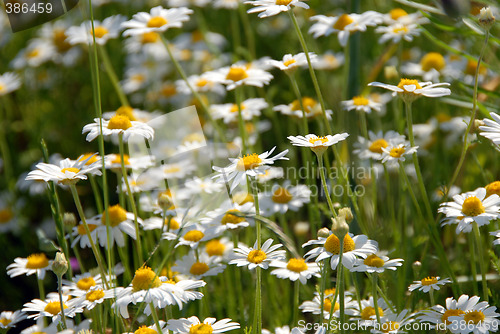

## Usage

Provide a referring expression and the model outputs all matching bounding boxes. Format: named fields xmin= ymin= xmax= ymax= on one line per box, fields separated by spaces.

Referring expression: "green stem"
xmin=149 ymin=302 xmax=164 ymax=334
xmin=473 ymin=223 xmax=489 ymax=301
xmin=37 ymin=278 xmax=46 ymax=300
xmin=371 ymin=274 xmax=382 ymax=325
xmin=89 ymin=175 xmax=103 ymax=214
xmin=238 ymin=3 xmax=256 ymax=59
xmin=317 ymin=154 xmax=338 ymax=218
xmin=236 ymin=87 xmax=248 ymax=154
xmin=292 ymin=280 xmax=300 ymax=327
xmin=97 ymin=45 xmax=129 ymax=107
xmin=319 ymin=260 xmax=327 ymax=324
xmin=57 ymin=275 xmax=67 ymax=329
xmin=470 ymin=231 xmax=479 ymax=296
xmin=337 ymin=236 xmax=345 ymax=333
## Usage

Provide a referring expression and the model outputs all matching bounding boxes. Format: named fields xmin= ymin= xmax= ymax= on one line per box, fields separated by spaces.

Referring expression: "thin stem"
xmin=469 ymin=231 xmax=479 ymax=296
xmin=473 ymin=223 xmax=489 ymax=301
xmin=429 ymin=289 xmax=435 ymax=306
xmin=337 ymin=236 xmax=345 ymax=333
xmin=292 ymin=280 xmax=300 ymax=327
xmin=89 ymin=175 xmax=103 ymax=214
xmin=98 ymin=45 xmax=129 ymax=107
xmin=371 ymin=274 xmax=382 ymax=325
xmin=57 ymin=275 xmax=67 ymax=329
xmin=317 ymin=154 xmax=338 ymax=218
xmin=149 ymin=302 xmax=164 ymax=334
xmin=319 ymin=260 xmax=327 ymax=324
xmin=236 ymin=86 xmax=248 ymax=154
xmin=238 ymin=3 xmax=256 ymax=59
xmin=37 ymin=278 xmax=46 ymax=300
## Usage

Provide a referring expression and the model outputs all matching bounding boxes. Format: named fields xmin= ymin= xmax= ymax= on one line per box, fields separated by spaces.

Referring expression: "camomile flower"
xmin=213 ymin=0 xmax=242 ymax=9
xmin=288 ymin=133 xmax=349 ymax=155
xmin=69 ymin=220 xmax=101 ymax=249
xmin=185 ymin=176 xmax=225 ymax=195
xmin=121 ymin=6 xmax=194 ymax=36
xmin=82 ymin=116 xmax=155 ymax=142
xmin=22 ymin=296 xmax=82 ymax=323
xmin=368 ymin=78 xmax=451 ymax=102
xmin=375 ymin=22 xmax=422 ymax=44
xmin=309 ymin=12 xmax=383 ymax=46
xmin=25 ymin=155 xmax=102 ymax=185
xmin=351 ymin=253 xmax=404 ymax=273
xmin=438 ymin=187 xmax=500 ymax=234
xmin=401 ymin=52 xmax=455 ymax=82
xmin=491 ymin=231 xmax=500 ymax=246
xmin=353 ymin=131 xmax=406 ymax=160
xmin=204 ymin=63 xmax=273 ymax=90
xmin=418 ymin=295 xmax=481 ymax=331
xmin=351 ymin=297 xmax=389 ymax=326
xmin=299 ymin=295 xmax=358 ymax=319
xmin=165 ymin=225 xmax=219 ymax=249
xmin=176 ymin=74 xmax=226 ymax=96
xmin=212 ymin=146 xmax=289 ymax=192
xmin=211 ymin=98 xmax=268 ymax=124
xmin=62 ymin=272 xmax=110 ymax=296
xmin=124 ymin=322 xmax=168 ymax=334
xmin=381 ymin=142 xmax=418 ymax=164
xmin=447 ymin=297 xmax=500 ymax=334
xmin=257 ymin=167 xmax=284 ymax=183
xmin=0 ymin=72 xmax=21 ymax=95
xmin=67 ymin=285 xmax=117 ymax=311
xmin=313 ymin=50 xmax=345 ymax=70
xmin=113 ymin=265 xmax=206 ymax=318
xmin=167 ymin=316 xmax=240 ymax=333
xmin=479 ymin=112 xmax=500 ymax=146
xmin=0 ymin=310 xmax=27 ymax=329
xmin=102 ymin=105 xmax=159 ymax=123
xmin=171 ymin=251 xmax=226 ymax=279
xmin=270 ymin=257 xmax=320 ymax=284
xmin=383 ymin=8 xmax=429 ymax=25
xmin=259 ymin=181 xmax=311 ymax=215
xmin=66 ymin=15 xmax=126 ymax=45
xmin=7 ymin=253 xmax=53 ymax=279
xmin=200 ymin=201 xmax=255 ymax=234
xmin=372 ymin=310 xmax=414 ymax=334
xmin=408 ymin=276 xmax=451 ymax=293
xmin=229 ymin=238 xmax=286 ymax=270
xmin=342 ymin=95 xmax=382 ymax=113
xmin=203 ymin=238 xmax=234 ymax=260
xmin=245 ymin=0 xmax=309 ymax=18
xmin=11 ymin=40 xmax=54 ymax=69
xmin=274 ymin=97 xmax=333 ymax=119
xmin=143 ymin=215 xmax=182 ymax=233
xmin=267 ymin=52 xmax=316 ymax=73
xmin=303 ymin=232 xmax=378 ymax=270
xmin=104 ymin=154 xmax=154 ymax=171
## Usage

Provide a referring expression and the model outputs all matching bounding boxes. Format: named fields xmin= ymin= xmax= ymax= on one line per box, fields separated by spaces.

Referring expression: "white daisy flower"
xmin=69 ymin=220 xmax=100 ymax=249
xmin=309 ymin=11 xmax=383 ymax=46
xmin=102 ymin=106 xmax=159 ymax=123
xmin=245 ymin=0 xmax=309 ymax=18
xmin=270 ymin=257 xmax=320 ymax=284
xmin=351 ymin=253 xmax=403 ymax=273
xmin=302 ymin=232 xmax=378 ymax=270
xmin=67 ymin=285 xmax=116 ymax=311
xmin=299 ymin=295 xmax=358 ymax=319
xmin=204 ymin=64 xmax=273 ymax=90
xmin=267 ymin=52 xmax=316 ymax=73
xmin=167 ymin=316 xmax=240 ymax=333
xmin=408 ymin=276 xmax=451 ymax=293
xmin=288 ymin=133 xmax=349 ymax=155
xmin=66 ymin=15 xmax=126 ymax=45
xmin=342 ymin=95 xmax=382 ymax=113
xmin=62 ymin=272 xmax=111 ymax=297
xmin=0 ymin=72 xmax=21 ymax=95
xmin=213 ymin=0 xmax=242 ymax=9
xmin=381 ymin=142 xmax=419 ymax=164
xmin=312 ymin=51 xmax=345 ymax=70
xmin=7 ymin=253 xmax=53 ymax=280
xmin=171 ymin=251 xmax=226 ymax=279
xmin=375 ymin=22 xmax=422 ymax=44
xmin=164 ymin=225 xmax=219 ymax=249
xmin=185 ymin=176 xmax=225 ymax=195
xmin=124 ymin=321 xmax=168 ymax=334
xmin=121 ymin=6 xmax=194 ymax=36
xmin=112 ymin=266 xmax=205 ymax=318
xmin=353 ymin=131 xmax=406 ymax=160
xmin=273 ymin=97 xmax=333 ymax=119
xmin=479 ymin=112 xmax=500 ymax=147
xmin=447 ymin=298 xmax=500 ymax=334
xmin=491 ymin=231 xmax=500 ymax=246
xmin=259 ymin=181 xmax=311 ymax=215
xmin=383 ymin=8 xmax=429 ymax=25
xmin=11 ymin=40 xmax=55 ymax=69
xmin=150 ymin=159 xmax=197 ymax=180
xmin=350 ymin=297 xmax=390 ymax=326
xmin=0 ymin=310 xmax=27 ymax=329
xmin=176 ymin=74 xmax=226 ymax=96
xmin=401 ymin=52 xmax=456 ymax=82
xmin=82 ymin=116 xmax=155 ymax=142
xmin=143 ymin=215 xmax=182 ymax=233
xmin=200 ymin=201 xmax=255 ymax=234
xmin=229 ymin=238 xmax=286 ymax=270
xmin=203 ymin=238 xmax=234 ymax=260
xmin=25 ymin=155 xmax=102 ymax=185
xmin=257 ymin=167 xmax=284 ymax=183
xmin=212 ymin=146 xmax=289 ymax=192
xmin=417 ymin=295 xmax=481 ymax=330
xmin=104 ymin=153 xmax=154 ymax=171
xmin=438 ymin=187 xmax=500 ymax=234
xmin=211 ymin=98 xmax=268 ymax=124
xmin=22 ymin=296 xmax=82 ymax=323
xmin=368 ymin=78 xmax=451 ymax=102
xmin=371 ymin=310 xmax=414 ymax=334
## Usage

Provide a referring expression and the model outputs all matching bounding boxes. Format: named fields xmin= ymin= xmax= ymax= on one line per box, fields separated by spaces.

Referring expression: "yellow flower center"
xmin=226 ymin=67 xmax=248 ymax=82
xmin=135 ymin=326 xmax=157 ymax=334
xmin=236 ymin=153 xmax=262 ymax=171
xmin=184 ymin=230 xmax=205 ymax=242
xmin=111 ymin=154 xmax=131 ymax=166
xmin=77 ymin=276 xmax=96 ymax=290
xmin=461 ymin=196 xmax=485 ymax=217
xmin=325 ymin=288 xmax=336 ymax=296
xmin=78 ymin=153 xmax=98 ymax=165
xmin=26 ymin=253 xmax=49 ymax=269
xmin=369 ymin=139 xmax=389 ymax=154
xmin=53 ymin=29 xmax=72 ymax=52
xmin=163 ymin=166 xmax=181 ymax=174
xmin=107 ymin=115 xmax=132 ymax=130
xmin=389 ymin=147 xmax=406 ymax=158
xmin=286 ymin=258 xmax=308 ymax=273
xmin=44 ymin=301 xmax=67 ymax=315
xmin=141 ymin=32 xmax=159 ymax=44
xmin=441 ymin=309 xmax=465 ymax=325
xmin=363 ymin=254 xmax=385 ymax=267
xmin=166 ymin=218 xmax=180 ymax=230
xmin=190 ymin=262 xmax=210 ymax=276
xmin=161 ymin=84 xmax=177 ymax=97
xmin=102 ymin=204 xmax=128 ymax=227
xmin=382 ymin=321 xmax=400 ymax=333
xmin=189 ymin=323 xmax=213 ymax=334
xmin=393 ymin=26 xmax=409 ymax=33
xmin=333 ymin=14 xmax=354 ymax=30
xmin=275 ymin=0 xmax=292 ymax=5
xmin=247 ymin=249 xmax=267 ymax=264
xmin=485 ymin=181 xmax=500 ymax=198
xmin=86 ymin=289 xmax=105 ymax=302
xmin=0 ymin=318 xmax=11 ymax=326
xmin=397 ymin=78 xmax=422 ymax=91
xmin=147 ymin=16 xmax=168 ymax=28
xmin=291 ymin=97 xmax=317 ymax=112
xmin=283 ymin=59 xmax=296 ymax=67
xmin=464 ymin=310 xmax=485 ymax=325
xmin=27 ymin=48 xmax=40 ymax=59
xmin=191 ymin=30 xmax=203 ymax=42
xmin=323 ymin=299 xmax=340 ymax=313
xmin=205 ymin=239 xmax=226 ymax=256
xmin=61 ymin=167 xmax=80 ymax=174
xmin=421 ymin=276 xmax=438 ymax=286
xmin=272 ymin=187 xmax=293 ymax=204
xmin=221 ymin=209 xmax=245 ymax=226
xmin=230 ymin=104 xmax=246 ymax=113
xmin=115 ymin=106 xmax=137 ymax=121
xmin=390 ymin=8 xmax=408 ymax=20
xmin=0 ymin=209 xmax=13 ymax=224
xmin=420 ymin=52 xmax=446 ymax=72
xmin=361 ymin=306 xmax=384 ymax=320
xmin=196 ymin=78 xmax=209 ymax=87
xmin=91 ymin=26 xmax=109 ymax=39
xmin=324 ymin=234 xmax=355 ymax=255
xmin=308 ymin=136 xmax=329 ymax=146
xmin=352 ymin=96 xmax=369 ymax=106
xmin=465 ymin=60 xmax=487 ymax=76
xmin=0 ymin=84 xmax=4 ymax=93
xmin=132 ymin=266 xmax=162 ymax=291
xmin=436 ymin=113 xmax=452 ymax=123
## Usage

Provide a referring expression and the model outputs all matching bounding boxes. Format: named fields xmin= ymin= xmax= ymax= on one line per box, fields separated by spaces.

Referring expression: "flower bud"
xmin=479 ymin=7 xmax=495 ymax=30
xmin=331 ymin=216 xmax=349 ymax=239
xmin=157 ymin=191 xmax=173 ymax=210
xmin=52 ymin=252 xmax=68 ymax=277
xmin=293 ymin=221 xmax=310 ymax=237
xmin=338 ymin=207 xmax=353 ymax=223
xmin=317 ymin=227 xmax=330 ymax=238
xmin=63 ymin=212 xmax=77 ymax=227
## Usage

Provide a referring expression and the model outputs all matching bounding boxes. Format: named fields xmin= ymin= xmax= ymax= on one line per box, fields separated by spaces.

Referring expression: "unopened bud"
xmin=338 ymin=207 xmax=353 ymax=223
xmin=473 ymin=119 xmax=485 ymax=132
xmin=63 ymin=212 xmax=77 ymax=227
xmin=412 ymin=261 xmax=422 ymax=276
xmin=52 ymin=252 xmax=68 ymax=276
xmin=331 ymin=216 xmax=349 ymax=239
xmin=317 ymin=227 xmax=330 ymax=238
xmin=478 ymin=7 xmax=495 ymax=30
xmin=157 ymin=191 xmax=173 ymax=210
xmin=293 ymin=221 xmax=310 ymax=237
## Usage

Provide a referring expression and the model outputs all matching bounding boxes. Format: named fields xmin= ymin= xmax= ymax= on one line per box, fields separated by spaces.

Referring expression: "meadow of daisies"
xmin=2 ymin=0 xmax=500 ymax=333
